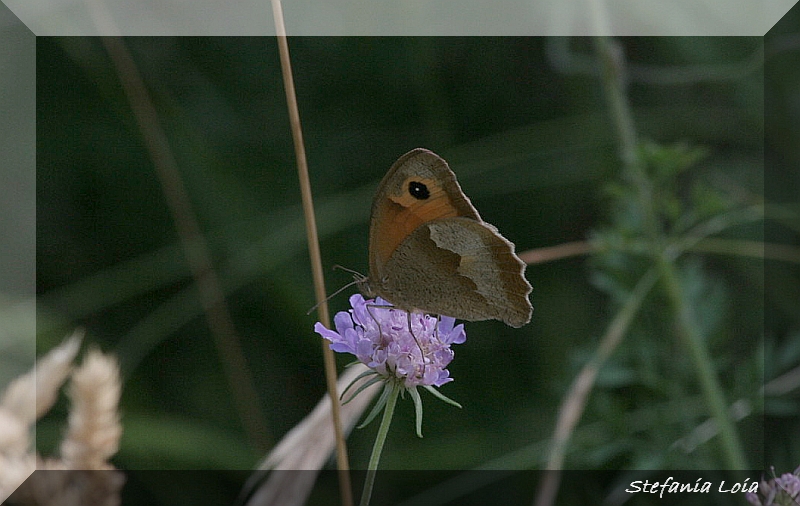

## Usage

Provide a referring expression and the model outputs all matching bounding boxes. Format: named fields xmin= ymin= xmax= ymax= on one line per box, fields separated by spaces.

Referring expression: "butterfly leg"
xmin=406 ymin=312 xmax=428 ymax=382
xmin=365 ymin=303 xmax=384 ymax=342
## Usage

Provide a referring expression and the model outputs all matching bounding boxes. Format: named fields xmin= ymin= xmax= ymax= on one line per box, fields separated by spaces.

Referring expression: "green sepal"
xmin=408 ymin=386 xmax=424 ymax=438
xmin=423 ymin=385 xmax=462 ymax=408
xmin=341 ymin=369 xmax=381 ymax=404
xmin=343 ymin=374 xmax=384 ymax=405
xmin=358 ymin=382 xmax=393 ymax=429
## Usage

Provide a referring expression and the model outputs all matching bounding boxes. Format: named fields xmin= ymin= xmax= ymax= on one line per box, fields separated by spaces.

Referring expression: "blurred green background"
xmin=31 ymin=31 xmax=798 ymax=503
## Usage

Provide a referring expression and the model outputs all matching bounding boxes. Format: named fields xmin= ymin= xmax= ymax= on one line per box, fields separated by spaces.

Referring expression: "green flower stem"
xmin=359 ymin=383 xmax=400 ymax=506
xmin=593 ymin=37 xmax=661 ymax=242
xmin=656 ymin=255 xmax=748 ymax=469
xmin=593 ymin=38 xmax=640 ymax=176
xmin=594 ymin=36 xmax=747 ymax=470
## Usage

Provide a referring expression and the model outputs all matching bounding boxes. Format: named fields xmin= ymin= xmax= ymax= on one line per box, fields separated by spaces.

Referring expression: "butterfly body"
xmin=363 ymin=148 xmax=532 ymax=328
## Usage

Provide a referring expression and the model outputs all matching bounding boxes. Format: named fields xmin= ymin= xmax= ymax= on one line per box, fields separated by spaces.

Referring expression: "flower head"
xmin=315 ymin=294 xmax=466 ymax=388
xmin=746 ymin=466 xmax=800 ymax=506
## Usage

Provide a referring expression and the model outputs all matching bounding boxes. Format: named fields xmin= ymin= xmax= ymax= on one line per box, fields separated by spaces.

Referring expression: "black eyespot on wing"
xmin=408 ymin=181 xmax=430 ymax=200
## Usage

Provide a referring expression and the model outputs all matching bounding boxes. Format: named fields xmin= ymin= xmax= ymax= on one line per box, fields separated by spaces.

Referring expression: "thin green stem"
xmin=594 ymin=36 xmax=748 ymax=470
xmin=594 ymin=38 xmax=639 ymax=175
xmin=656 ymin=257 xmax=748 ymax=469
xmin=593 ymin=37 xmax=661 ymax=244
xmin=690 ymin=238 xmax=800 ymax=264
xmin=359 ymin=383 xmax=401 ymax=506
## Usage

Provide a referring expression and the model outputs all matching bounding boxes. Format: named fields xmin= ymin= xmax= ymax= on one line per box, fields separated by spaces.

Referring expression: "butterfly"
xmin=359 ymin=148 xmax=532 ymax=328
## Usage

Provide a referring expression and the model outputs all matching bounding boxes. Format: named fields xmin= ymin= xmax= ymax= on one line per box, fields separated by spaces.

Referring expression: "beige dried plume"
xmin=243 ymin=363 xmax=382 ymax=506
xmin=0 ymin=331 xmax=125 ymax=505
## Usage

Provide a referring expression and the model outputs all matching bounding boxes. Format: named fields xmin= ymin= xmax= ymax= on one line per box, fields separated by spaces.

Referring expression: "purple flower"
xmin=315 ymin=294 xmax=466 ymax=388
xmin=745 ymin=491 xmax=761 ymax=506
xmin=776 ymin=472 xmax=800 ymax=499
xmin=746 ymin=466 xmax=800 ymax=506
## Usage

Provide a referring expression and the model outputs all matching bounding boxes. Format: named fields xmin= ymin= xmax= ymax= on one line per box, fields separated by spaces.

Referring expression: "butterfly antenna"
xmin=306 ymin=278 xmax=360 ymax=315
xmin=333 ymin=264 xmax=368 ymax=283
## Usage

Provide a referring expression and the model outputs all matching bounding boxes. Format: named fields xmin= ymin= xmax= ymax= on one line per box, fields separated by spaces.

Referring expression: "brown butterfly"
xmin=359 ymin=148 xmax=532 ymax=327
